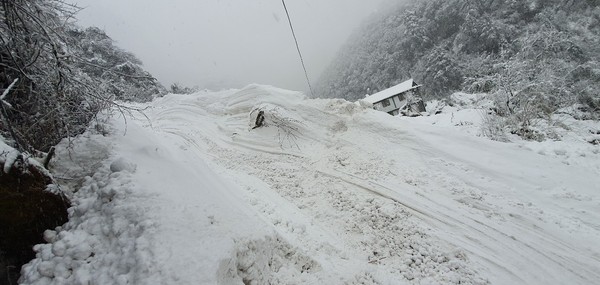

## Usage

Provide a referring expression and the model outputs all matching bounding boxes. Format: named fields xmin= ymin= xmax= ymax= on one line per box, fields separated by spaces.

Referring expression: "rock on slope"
xmin=0 ymin=141 xmax=69 ymax=285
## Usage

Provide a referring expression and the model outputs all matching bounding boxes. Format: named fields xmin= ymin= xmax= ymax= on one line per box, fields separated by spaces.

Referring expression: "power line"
xmin=281 ymin=0 xmax=315 ymax=97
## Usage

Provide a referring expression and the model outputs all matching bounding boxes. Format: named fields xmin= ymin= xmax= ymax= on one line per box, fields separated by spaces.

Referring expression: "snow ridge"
xmin=20 ymin=157 xmax=158 ymax=284
xmin=20 ymin=85 xmax=600 ymax=284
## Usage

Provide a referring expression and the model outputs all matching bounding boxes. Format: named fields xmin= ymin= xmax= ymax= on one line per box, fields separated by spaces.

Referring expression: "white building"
xmin=363 ymin=79 xmax=421 ymax=116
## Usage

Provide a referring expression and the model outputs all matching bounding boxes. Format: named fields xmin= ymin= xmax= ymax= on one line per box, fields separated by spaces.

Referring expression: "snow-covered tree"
xmin=315 ymin=0 xmax=600 ymax=126
xmin=1 ymin=0 xmax=163 ymax=152
xmin=67 ymin=27 xmax=165 ymax=102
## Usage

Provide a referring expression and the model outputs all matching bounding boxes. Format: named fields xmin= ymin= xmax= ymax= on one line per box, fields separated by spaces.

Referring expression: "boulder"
xmin=0 ymin=154 xmax=69 ymax=284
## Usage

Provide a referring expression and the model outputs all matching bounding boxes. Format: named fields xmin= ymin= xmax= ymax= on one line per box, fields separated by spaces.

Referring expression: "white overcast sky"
xmin=66 ymin=0 xmax=390 ymax=92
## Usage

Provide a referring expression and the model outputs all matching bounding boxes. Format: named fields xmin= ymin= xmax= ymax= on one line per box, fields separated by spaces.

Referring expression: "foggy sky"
xmin=67 ymin=0 xmax=388 ymax=93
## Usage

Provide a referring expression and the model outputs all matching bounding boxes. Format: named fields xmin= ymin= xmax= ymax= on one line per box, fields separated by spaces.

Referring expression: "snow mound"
xmin=21 ymin=86 xmax=600 ymax=285
xmin=221 ymin=84 xmax=305 ymax=115
xmin=450 ymin=92 xmax=492 ymax=109
xmin=218 ymin=236 xmax=322 ymax=285
xmin=110 ymin=157 xmax=137 ymax=173
xmin=2 ymin=148 xmax=20 ymax=174
xmin=20 ymin=161 xmax=156 ymax=285
xmin=326 ymin=98 xmax=371 ymax=116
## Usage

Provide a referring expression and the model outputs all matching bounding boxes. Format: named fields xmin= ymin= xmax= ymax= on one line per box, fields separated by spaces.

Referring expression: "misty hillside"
xmin=67 ymin=27 xmax=166 ymax=103
xmin=316 ymin=0 xmax=600 ymax=118
xmin=1 ymin=0 xmax=164 ymax=153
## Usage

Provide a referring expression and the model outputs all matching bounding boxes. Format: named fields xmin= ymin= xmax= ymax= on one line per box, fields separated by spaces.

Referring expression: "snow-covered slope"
xmin=21 ymin=85 xmax=600 ymax=284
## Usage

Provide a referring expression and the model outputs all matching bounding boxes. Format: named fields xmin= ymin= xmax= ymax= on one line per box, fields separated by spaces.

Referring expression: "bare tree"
xmin=1 ymin=0 xmax=160 ymax=153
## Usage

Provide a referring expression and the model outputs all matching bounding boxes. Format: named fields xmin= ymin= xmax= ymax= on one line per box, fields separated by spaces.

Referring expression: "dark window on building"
xmin=381 ymin=99 xmax=390 ymax=107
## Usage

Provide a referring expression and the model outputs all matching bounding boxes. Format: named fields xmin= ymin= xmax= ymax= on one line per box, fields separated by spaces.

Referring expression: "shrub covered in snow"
xmin=249 ymin=104 xmax=305 ymax=150
xmin=0 ymin=0 xmax=163 ymax=153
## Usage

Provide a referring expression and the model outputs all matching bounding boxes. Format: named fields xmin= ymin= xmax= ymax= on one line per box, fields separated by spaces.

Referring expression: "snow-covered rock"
xmin=109 ymin=157 xmax=137 ymax=173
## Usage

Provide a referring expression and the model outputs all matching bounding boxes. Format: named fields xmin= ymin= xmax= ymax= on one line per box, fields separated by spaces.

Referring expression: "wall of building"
xmin=373 ymin=93 xmax=407 ymax=115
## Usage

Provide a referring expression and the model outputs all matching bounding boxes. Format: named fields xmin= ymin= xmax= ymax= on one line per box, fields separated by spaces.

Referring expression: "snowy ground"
xmin=20 ymin=85 xmax=600 ymax=284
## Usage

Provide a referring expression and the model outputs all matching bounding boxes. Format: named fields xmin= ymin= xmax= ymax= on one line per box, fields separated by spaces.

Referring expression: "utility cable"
xmin=281 ymin=0 xmax=315 ymax=97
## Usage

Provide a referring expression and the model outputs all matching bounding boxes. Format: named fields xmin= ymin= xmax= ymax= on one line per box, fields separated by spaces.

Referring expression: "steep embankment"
xmin=0 ymin=142 xmax=69 ymax=285
xmin=21 ymin=85 xmax=600 ymax=284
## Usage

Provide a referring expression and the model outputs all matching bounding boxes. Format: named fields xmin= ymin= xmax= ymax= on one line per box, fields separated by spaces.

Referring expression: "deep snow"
xmin=19 ymin=85 xmax=600 ymax=284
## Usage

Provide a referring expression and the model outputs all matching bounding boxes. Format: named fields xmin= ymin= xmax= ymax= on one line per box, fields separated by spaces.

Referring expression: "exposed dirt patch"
xmin=0 ymin=156 xmax=69 ymax=284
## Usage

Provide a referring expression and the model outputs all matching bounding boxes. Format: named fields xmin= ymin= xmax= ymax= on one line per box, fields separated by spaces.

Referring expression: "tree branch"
xmin=0 ymin=78 xmax=22 ymax=150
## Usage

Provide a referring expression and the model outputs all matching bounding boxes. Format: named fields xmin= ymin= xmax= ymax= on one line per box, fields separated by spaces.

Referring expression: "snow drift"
xmin=20 ymin=85 xmax=600 ymax=284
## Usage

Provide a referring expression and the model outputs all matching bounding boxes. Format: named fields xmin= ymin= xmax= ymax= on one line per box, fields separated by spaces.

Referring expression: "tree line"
xmin=1 ymin=0 xmax=165 ymax=153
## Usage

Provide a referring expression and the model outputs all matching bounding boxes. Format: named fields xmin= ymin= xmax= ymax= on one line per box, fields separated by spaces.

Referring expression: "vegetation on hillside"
xmin=316 ymin=0 xmax=600 ymax=133
xmin=0 ymin=0 xmax=164 ymax=153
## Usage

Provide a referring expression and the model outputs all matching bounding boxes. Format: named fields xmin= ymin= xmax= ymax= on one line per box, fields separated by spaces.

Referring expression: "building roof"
xmin=362 ymin=79 xmax=421 ymax=104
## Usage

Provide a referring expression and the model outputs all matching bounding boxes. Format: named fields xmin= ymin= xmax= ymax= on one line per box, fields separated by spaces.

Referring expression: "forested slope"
xmin=316 ymin=0 xmax=600 ymax=120
xmin=1 ymin=0 xmax=165 ymax=153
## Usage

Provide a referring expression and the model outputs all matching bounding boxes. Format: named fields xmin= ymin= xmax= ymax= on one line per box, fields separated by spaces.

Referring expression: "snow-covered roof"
xmin=363 ymin=79 xmax=420 ymax=104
